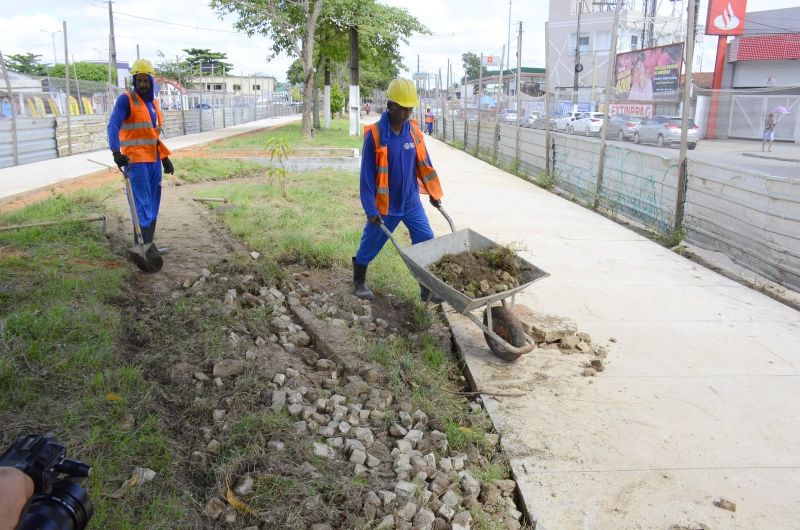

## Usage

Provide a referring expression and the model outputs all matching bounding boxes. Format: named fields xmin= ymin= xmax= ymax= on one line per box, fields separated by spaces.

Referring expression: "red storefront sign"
xmin=706 ymin=0 xmax=747 ymax=36
xmin=609 ymin=103 xmax=654 ymax=118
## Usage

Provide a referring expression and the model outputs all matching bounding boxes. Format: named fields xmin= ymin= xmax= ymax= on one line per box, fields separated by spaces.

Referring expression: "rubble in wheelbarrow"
xmin=514 ymin=305 xmax=612 ymax=376
xmin=428 ymin=244 xmax=532 ymax=299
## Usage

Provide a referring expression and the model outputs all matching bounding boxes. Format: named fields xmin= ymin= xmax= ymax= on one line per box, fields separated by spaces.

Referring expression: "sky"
xmin=0 ymin=0 xmax=796 ymax=84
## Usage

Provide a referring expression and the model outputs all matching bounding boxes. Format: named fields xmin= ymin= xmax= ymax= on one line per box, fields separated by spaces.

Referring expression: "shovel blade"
xmin=128 ymin=243 xmax=164 ymax=273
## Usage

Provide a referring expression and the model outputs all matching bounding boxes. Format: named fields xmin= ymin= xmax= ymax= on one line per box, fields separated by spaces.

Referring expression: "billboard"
xmin=614 ymin=43 xmax=684 ymax=102
xmin=609 ymin=103 xmax=654 ymax=118
xmin=706 ymin=0 xmax=747 ymax=36
xmin=482 ymin=55 xmax=501 ymax=67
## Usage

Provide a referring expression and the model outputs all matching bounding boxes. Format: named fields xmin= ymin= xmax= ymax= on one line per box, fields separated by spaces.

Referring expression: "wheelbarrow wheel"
xmin=482 ymin=305 xmax=527 ymax=362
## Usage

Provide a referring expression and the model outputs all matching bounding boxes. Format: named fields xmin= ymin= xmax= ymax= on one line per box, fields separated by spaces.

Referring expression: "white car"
xmin=568 ymin=112 xmax=605 ymax=135
xmin=553 ymin=112 xmax=580 ymax=131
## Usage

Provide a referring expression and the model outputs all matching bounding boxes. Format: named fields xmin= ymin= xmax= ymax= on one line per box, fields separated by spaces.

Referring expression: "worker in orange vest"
xmin=353 ymin=79 xmax=444 ymax=302
xmin=425 ymin=106 xmax=434 ymax=134
xmin=107 ymin=58 xmax=174 ymax=250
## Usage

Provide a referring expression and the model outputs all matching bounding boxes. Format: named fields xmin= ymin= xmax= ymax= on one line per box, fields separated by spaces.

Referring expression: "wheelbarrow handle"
xmin=378 ymin=203 xmax=456 ymax=253
xmin=434 ymin=204 xmax=457 ymax=234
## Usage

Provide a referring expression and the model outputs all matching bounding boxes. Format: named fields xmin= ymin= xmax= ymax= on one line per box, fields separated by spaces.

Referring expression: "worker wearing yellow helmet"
xmin=107 ymin=58 xmax=174 ymax=257
xmin=352 ymin=78 xmax=444 ymax=302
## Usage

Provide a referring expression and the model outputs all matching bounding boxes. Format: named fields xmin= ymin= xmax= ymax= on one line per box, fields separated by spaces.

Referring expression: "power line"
xmin=114 ymin=11 xmax=245 ymax=35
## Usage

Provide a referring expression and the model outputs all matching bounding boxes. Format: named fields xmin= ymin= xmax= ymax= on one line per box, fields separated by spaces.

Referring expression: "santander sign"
xmin=706 ymin=0 xmax=747 ymax=36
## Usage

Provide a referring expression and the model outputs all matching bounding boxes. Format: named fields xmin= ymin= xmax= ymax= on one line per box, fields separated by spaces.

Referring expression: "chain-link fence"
xmin=0 ymin=75 xmax=300 ymax=169
xmin=417 ymin=71 xmax=800 ymax=292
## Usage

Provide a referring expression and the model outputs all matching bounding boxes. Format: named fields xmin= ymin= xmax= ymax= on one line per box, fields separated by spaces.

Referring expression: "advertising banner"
xmin=706 ymin=0 xmax=747 ymax=36
xmin=482 ymin=55 xmax=501 ymax=67
xmin=614 ymin=43 xmax=684 ymax=102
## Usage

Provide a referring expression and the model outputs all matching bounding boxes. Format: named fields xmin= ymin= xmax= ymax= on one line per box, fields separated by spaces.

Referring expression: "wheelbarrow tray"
xmin=397 ymin=228 xmax=549 ymax=314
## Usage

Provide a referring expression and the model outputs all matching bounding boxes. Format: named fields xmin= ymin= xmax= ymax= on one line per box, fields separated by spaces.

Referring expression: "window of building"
xmin=206 ymin=84 xmax=211 ymax=91
xmin=253 ymin=84 xmax=260 ymax=91
xmin=213 ymin=84 xmax=223 ymax=91
xmin=569 ymin=33 xmax=590 ymax=55
xmin=630 ymin=35 xmax=639 ymax=49
xmin=233 ymin=84 xmax=241 ymax=91
xmin=594 ymin=31 xmax=611 ymax=52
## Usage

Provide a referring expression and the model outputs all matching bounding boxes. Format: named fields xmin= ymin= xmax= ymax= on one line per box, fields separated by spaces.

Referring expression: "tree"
xmin=330 ymin=83 xmax=344 ymax=114
xmin=50 ymin=62 xmax=110 ymax=82
xmin=286 ymin=59 xmax=304 ymax=85
xmin=181 ymin=48 xmax=234 ymax=75
xmin=462 ymin=52 xmax=481 ymax=83
xmin=212 ymin=0 xmax=324 ymax=138
xmin=6 ymin=53 xmax=47 ymax=76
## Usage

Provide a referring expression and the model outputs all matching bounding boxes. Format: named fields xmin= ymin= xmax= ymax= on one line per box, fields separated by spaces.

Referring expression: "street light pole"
xmin=40 ymin=29 xmax=61 ymax=66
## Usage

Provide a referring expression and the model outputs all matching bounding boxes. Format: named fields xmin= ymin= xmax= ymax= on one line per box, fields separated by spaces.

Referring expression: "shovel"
xmin=120 ymin=166 xmax=163 ymax=273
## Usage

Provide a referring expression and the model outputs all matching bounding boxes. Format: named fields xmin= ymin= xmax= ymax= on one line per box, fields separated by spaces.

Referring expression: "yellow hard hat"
xmin=386 ymin=78 xmax=419 ymax=108
xmin=130 ymin=58 xmax=155 ymax=76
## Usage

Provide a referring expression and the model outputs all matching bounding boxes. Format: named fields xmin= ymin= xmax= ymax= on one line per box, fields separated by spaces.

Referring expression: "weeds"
xmin=265 ymin=136 xmax=290 ymax=198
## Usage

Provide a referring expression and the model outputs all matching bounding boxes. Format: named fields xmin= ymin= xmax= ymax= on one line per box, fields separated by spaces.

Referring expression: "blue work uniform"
xmin=107 ymin=78 xmax=162 ymax=230
xmin=355 ymin=111 xmax=435 ymax=265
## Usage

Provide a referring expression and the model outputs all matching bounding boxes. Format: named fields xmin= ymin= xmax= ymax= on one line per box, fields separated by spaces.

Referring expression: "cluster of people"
xmin=105 ymin=61 xmax=444 ymax=303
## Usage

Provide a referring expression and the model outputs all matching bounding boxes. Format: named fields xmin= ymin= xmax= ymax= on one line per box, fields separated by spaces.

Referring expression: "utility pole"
xmin=324 ymin=58 xmax=331 ymax=129
xmin=506 ymin=0 xmax=512 ymax=99
xmin=63 ymin=20 xmax=72 ymax=155
xmin=593 ymin=0 xmax=623 ymax=209
xmin=416 ymin=54 xmax=422 ymax=124
xmin=675 ymin=0 xmax=697 ymax=229
xmin=515 ymin=21 xmax=522 ymax=161
xmin=348 ymin=25 xmax=360 ymax=136
xmin=0 ymin=51 xmax=19 ymax=165
xmin=108 ymin=1 xmax=118 ymax=89
xmin=40 ymin=30 xmax=60 ymax=67
xmin=573 ymin=0 xmax=584 ymax=112
xmin=136 ymin=44 xmax=140 ymax=60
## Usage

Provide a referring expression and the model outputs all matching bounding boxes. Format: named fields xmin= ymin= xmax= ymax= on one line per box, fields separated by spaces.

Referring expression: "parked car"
xmin=568 ymin=112 xmax=605 ymax=135
xmin=553 ymin=112 xmax=580 ymax=131
xmin=633 ymin=115 xmax=699 ymax=149
xmin=606 ymin=115 xmax=643 ymax=141
xmin=521 ymin=112 xmax=542 ymax=128
xmin=499 ymin=110 xmax=519 ymax=124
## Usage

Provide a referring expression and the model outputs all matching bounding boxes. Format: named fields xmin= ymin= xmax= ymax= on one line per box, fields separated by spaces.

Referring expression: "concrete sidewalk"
xmin=422 ymin=138 xmax=800 ymax=529
xmin=0 ymin=114 xmax=300 ymax=204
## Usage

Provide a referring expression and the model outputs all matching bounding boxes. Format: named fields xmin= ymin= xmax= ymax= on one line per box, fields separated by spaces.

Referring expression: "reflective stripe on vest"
xmin=363 ymin=119 xmax=443 ymax=216
xmin=119 ymin=91 xmax=171 ymax=163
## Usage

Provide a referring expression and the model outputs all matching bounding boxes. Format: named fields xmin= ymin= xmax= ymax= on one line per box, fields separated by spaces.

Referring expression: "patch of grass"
xmin=656 ymin=226 xmax=686 ymax=248
xmin=445 ymin=419 xmax=490 ymax=453
xmin=175 ymin=158 xmax=265 ymax=183
xmin=473 ymin=462 xmax=509 ymax=483
xmin=0 ymin=188 xmax=187 ymax=529
xmin=214 ymin=118 xmax=363 ymax=149
xmin=534 ymin=171 xmax=555 ymax=190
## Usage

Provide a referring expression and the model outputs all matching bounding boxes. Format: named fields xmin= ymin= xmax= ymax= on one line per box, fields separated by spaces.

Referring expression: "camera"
xmin=0 ymin=434 xmax=93 ymax=530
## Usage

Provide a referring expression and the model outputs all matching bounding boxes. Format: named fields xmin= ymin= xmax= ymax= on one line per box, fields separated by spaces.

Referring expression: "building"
xmin=721 ymin=7 xmax=800 ymax=90
xmin=461 ymin=67 xmax=546 ymax=111
xmin=547 ymin=0 xmax=683 ymax=97
xmin=194 ymin=75 xmax=277 ymax=96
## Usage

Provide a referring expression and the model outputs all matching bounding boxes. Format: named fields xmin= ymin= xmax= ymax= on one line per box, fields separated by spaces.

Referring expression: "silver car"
xmin=606 ymin=115 xmax=642 ymax=141
xmin=633 ymin=115 xmax=699 ymax=149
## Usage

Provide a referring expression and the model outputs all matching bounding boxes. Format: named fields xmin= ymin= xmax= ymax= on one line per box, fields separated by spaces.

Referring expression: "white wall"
xmin=732 ymin=60 xmax=800 ymax=88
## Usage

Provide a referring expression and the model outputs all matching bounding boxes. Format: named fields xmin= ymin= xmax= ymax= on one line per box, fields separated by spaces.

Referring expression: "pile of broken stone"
xmin=176 ymin=268 xmax=526 ymax=529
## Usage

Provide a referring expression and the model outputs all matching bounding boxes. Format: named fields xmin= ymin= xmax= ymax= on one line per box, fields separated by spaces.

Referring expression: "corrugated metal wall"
xmin=0 ymin=105 xmax=301 ymax=169
xmin=0 ymin=119 xmax=57 ymax=169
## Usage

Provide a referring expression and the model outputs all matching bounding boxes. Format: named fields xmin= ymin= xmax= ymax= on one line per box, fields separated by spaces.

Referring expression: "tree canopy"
xmin=462 ymin=52 xmax=481 ymax=82
xmin=5 ymin=53 xmax=47 ymax=76
xmin=181 ymin=48 xmax=234 ymax=75
xmin=50 ymin=62 xmax=110 ymax=82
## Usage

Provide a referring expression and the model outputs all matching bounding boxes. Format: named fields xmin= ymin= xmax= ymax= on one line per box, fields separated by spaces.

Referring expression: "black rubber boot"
xmin=141 ymin=225 xmax=154 ymax=244
xmin=352 ymin=257 xmax=374 ymax=300
xmin=420 ymin=284 xmax=443 ymax=304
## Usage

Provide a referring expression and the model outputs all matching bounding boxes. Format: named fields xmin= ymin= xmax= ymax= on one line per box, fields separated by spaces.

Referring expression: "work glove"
xmin=429 ymin=197 xmax=441 ymax=208
xmin=162 ymin=157 xmax=174 ymax=175
xmin=112 ymin=151 xmax=129 ymax=168
xmin=368 ymin=214 xmax=382 ymax=225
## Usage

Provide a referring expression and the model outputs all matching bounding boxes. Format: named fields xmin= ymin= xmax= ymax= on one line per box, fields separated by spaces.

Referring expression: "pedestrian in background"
xmin=425 ymin=107 xmax=434 ymax=134
xmin=762 ymin=112 xmax=776 ymax=152
xmin=107 ymin=58 xmax=174 ymax=248
xmin=352 ymin=78 xmax=443 ymax=302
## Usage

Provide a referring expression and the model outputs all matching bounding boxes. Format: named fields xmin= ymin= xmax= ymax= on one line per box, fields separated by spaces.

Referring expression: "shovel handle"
xmin=119 ymin=166 xmax=144 ymax=243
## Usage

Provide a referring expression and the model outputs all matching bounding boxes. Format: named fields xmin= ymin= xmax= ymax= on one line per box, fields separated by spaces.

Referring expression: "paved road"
xmin=422 ymin=134 xmax=800 ymax=529
xmin=549 ymin=128 xmax=800 ymax=177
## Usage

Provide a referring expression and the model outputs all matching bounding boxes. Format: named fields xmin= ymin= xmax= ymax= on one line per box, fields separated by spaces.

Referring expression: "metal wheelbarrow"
xmin=380 ymin=206 xmax=549 ymax=362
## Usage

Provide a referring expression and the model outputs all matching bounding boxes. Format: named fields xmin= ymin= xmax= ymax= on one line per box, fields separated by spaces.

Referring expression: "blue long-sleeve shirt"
xmin=360 ymin=111 xmax=433 ymax=217
xmin=107 ymin=88 xmax=158 ymax=152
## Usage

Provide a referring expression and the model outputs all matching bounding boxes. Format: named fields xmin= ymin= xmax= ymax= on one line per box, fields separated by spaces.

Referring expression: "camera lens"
xmin=18 ymin=479 xmax=93 ymax=530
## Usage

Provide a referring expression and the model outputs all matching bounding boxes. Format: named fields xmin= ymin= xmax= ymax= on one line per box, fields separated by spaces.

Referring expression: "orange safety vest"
xmin=425 ymin=112 xmax=434 ymax=124
xmin=119 ymin=91 xmax=171 ymax=163
xmin=364 ymin=119 xmax=443 ymax=216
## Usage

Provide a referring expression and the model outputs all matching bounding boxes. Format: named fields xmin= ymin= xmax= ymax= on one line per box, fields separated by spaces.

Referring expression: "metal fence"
xmin=428 ymin=107 xmax=800 ymax=292
xmin=0 ymin=75 xmax=300 ymax=169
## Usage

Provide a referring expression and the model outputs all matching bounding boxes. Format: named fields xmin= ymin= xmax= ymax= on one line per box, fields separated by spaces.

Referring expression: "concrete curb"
xmin=742 ymin=152 xmax=800 ymax=163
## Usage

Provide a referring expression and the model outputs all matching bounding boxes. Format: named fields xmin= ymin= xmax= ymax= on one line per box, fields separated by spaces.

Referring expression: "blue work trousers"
xmin=355 ymin=206 xmax=434 ymax=266
xmin=126 ymin=161 xmax=162 ymax=229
